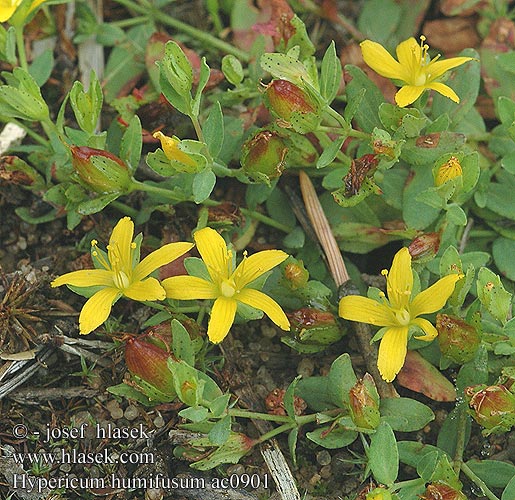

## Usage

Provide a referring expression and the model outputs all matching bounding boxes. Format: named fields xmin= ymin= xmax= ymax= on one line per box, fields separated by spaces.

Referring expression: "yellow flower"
xmin=162 ymin=227 xmax=290 ymax=343
xmin=435 ymin=156 xmax=462 ymax=187
xmin=0 ymin=0 xmax=45 ymax=23
xmin=338 ymin=248 xmax=461 ymax=382
xmin=360 ymin=36 xmax=474 ymax=107
xmin=51 ymin=217 xmax=193 ymax=335
xmin=153 ymin=131 xmax=197 ymax=170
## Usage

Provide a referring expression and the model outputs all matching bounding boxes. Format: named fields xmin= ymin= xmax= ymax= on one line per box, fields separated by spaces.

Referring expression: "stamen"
xmin=381 ymin=269 xmax=388 ymax=277
xmin=91 ymin=240 xmax=110 ymax=270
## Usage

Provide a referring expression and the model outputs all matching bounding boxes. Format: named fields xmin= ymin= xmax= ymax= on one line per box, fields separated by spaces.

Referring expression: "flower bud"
xmin=365 ymin=488 xmax=392 ymax=500
xmin=408 ymin=232 xmax=440 ymax=263
xmin=153 ymin=131 xmax=198 ymax=173
xmin=420 ymin=483 xmax=467 ymax=500
xmin=465 ymin=384 xmax=515 ymax=435
xmin=436 ymin=314 xmax=480 ymax=363
xmin=435 ymin=156 xmax=462 ymax=187
xmin=349 ymin=373 xmax=381 ymax=430
xmin=0 ymin=156 xmax=45 ymax=191
xmin=241 ymin=129 xmax=288 ymax=182
xmin=125 ymin=337 xmax=176 ymax=399
xmin=283 ymin=260 xmax=309 ymax=289
xmin=264 ymin=79 xmax=321 ymax=133
xmin=284 ymin=308 xmax=342 ymax=353
xmin=71 ymin=146 xmax=132 ymax=194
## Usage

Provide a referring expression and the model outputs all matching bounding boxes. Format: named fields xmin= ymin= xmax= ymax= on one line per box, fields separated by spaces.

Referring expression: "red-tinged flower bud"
xmin=284 ymin=261 xmax=309 ymax=289
xmin=365 ymin=488 xmax=392 ymax=500
xmin=241 ymin=129 xmax=288 ymax=182
xmin=436 ymin=314 xmax=481 ymax=363
xmin=71 ymin=146 xmax=132 ymax=194
xmin=420 ymin=483 xmax=467 ymax=500
xmin=349 ymin=373 xmax=381 ymax=430
xmin=125 ymin=337 xmax=176 ymax=397
xmin=264 ymin=79 xmax=321 ymax=133
xmin=408 ymin=232 xmax=440 ymax=263
xmin=465 ymin=384 xmax=515 ymax=435
xmin=285 ymin=308 xmax=342 ymax=353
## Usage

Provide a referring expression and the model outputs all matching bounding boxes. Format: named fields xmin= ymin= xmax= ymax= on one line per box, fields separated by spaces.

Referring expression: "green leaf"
xmin=380 ymin=398 xmax=435 ymax=432
xmin=204 ymin=102 xmax=224 ymax=158
xmin=368 ymin=421 xmax=399 ymax=485
xmin=192 ymin=57 xmax=210 ymax=118
xmin=208 ymin=414 xmax=232 ymax=446
xmin=260 ymin=52 xmax=313 ymax=86
xmin=328 ymin=353 xmax=357 ymax=407
xmin=221 ymin=54 xmax=243 ymax=85
xmin=401 ymin=132 xmax=466 ymax=166
xmin=317 ymin=135 xmax=345 ymax=168
xmin=283 ymin=376 xmax=301 ymax=420
xmin=69 ymin=71 xmax=103 ymax=135
xmin=77 ymin=193 xmax=119 ymax=215
xmin=398 ymin=441 xmax=450 ymax=468
xmin=344 ymin=65 xmax=384 ymax=132
xmin=446 ymin=203 xmax=467 ymax=226
xmin=28 ymin=49 xmax=54 ymax=86
xmin=497 ymin=96 xmax=515 ymax=125
xmin=320 ymin=41 xmax=341 ymax=104
xmin=477 ymin=267 xmax=512 ymax=324
xmin=179 ymin=406 xmax=209 ymax=423
xmin=288 ymin=428 xmax=299 ymax=468
xmin=295 ymin=376 xmax=335 ymax=411
xmin=120 ymin=115 xmax=142 ymax=174
xmin=493 ymin=237 xmax=515 ymax=281
xmin=502 ymin=474 xmax=515 ymax=500
xmin=171 ymin=319 xmax=194 ymax=366
xmin=0 ymin=85 xmax=48 ymax=121
xmin=306 ymin=426 xmax=358 ymax=449
xmin=357 ymin=0 xmax=401 ymax=43
xmin=192 ymin=168 xmax=216 ymax=203
xmin=209 ymin=393 xmax=231 ymax=418
xmin=465 ymin=460 xmax=515 ymax=489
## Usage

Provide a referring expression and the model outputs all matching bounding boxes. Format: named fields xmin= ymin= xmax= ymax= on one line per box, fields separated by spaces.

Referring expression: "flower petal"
xmin=426 ymin=56 xmax=474 ymax=80
xmin=425 ymin=81 xmax=460 ymax=103
xmin=410 ymin=274 xmax=461 ymax=317
xmin=162 ymin=275 xmax=218 ymax=300
xmin=360 ymin=40 xmax=408 ymax=81
xmin=339 ymin=295 xmax=397 ymax=326
xmin=79 ymin=287 xmax=120 ymax=334
xmin=124 ymin=277 xmax=166 ymax=301
xmin=234 ymin=250 xmax=288 ymax=288
xmin=108 ymin=216 xmax=134 ymax=271
xmin=411 ymin=317 xmax=438 ymax=341
xmin=377 ymin=326 xmax=409 ymax=382
xmin=194 ymin=227 xmax=231 ymax=281
xmin=395 ymin=37 xmax=419 ymax=78
xmin=207 ymin=297 xmax=237 ymax=343
xmin=237 ymin=288 xmax=290 ymax=330
xmin=51 ymin=269 xmax=114 ymax=288
xmin=133 ymin=242 xmax=193 ymax=281
xmin=386 ymin=247 xmax=413 ymax=309
xmin=394 ymin=85 xmax=425 ymax=107
xmin=0 ymin=4 xmax=17 ymax=21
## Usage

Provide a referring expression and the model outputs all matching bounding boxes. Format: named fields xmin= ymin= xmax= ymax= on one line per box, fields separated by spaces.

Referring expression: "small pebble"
xmin=320 ymin=465 xmax=332 ymax=479
xmin=226 ymin=464 xmax=245 ymax=476
xmin=309 ymin=473 xmax=321 ymax=486
xmin=145 ymin=488 xmax=164 ymax=500
xmin=153 ymin=415 xmax=165 ymax=428
xmin=297 ymin=358 xmax=315 ymax=378
xmin=316 ymin=450 xmax=331 ymax=466
xmin=261 ymin=324 xmax=277 ymax=339
xmin=124 ymin=405 xmax=139 ymax=421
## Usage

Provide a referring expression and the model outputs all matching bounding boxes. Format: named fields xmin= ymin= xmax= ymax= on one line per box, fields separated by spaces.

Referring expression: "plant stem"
xmin=110 ymin=16 xmax=147 ymax=27
xmin=111 ymin=200 xmax=140 ymax=218
xmin=452 ymin=402 xmax=468 ymax=475
xmin=461 ymin=462 xmax=500 ymax=500
xmin=113 ymin=0 xmax=249 ymax=61
xmin=255 ymin=422 xmax=296 ymax=444
xmin=229 ymin=408 xmax=292 ymax=423
xmin=15 ymin=27 xmax=28 ymax=71
xmin=131 ymin=179 xmax=185 ymax=202
xmin=390 ymin=478 xmax=426 ymax=492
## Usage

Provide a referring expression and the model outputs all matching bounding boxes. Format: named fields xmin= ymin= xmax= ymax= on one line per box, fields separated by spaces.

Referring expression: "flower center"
xmin=113 ymin=270 xmax=130 ymax=290
xmin=394 ymin=308 xmax=411 ymax=326
xmin=220 ymin=278 xmax=237 ymax=298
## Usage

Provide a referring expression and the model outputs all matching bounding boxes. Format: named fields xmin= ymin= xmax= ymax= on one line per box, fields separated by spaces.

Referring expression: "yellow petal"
xmin=0 ymin=4 xmax=17 ymax=21
xmin=426 ymin=56 xmax=474 ymax=80
xmin=233 ymin=250 xmax=288 ymax=288
xmin=51 ymin=269 xmax=114 ymax=288
xmin=162 ymin=275 xmax=218 ymax=300
xmin=237 ymin=288 xmax=290 ymax=330
xmin=425 ymin=81 xmax=460 ymax=103
xmin=386 ymin=247 xmax=413 ymax=310
xmin=79 ymin=287 xmax=120 ymax=334
xmin=194 ymin=227 xmax=231 ymax=281
xmin=153 ymin=131 xmax=197 ymax=167
xmin=29 ymin=0 xmax=45 ymax=12
xmin=360 ymin=40 xmax=407 ymax=81
xmin=411 ymin=317 xmax=438 ymax=341
xmin=339 ymin=295 xmax=397 ymax=326
xmin=207 ymin=296 xmax=237 ymax=343
xmin=394 ymin=85 xmax=425 ymax=107
xmin=377 ymin=326 xmax=409 ymax=382
xmin=133 ymin=242 xmax=193 ymax=281
xmin=410 ymin=274 xmax=461 ymax=317
xmin=108 ymin=217 xmax=134 ymax=271
xmin=124 ymin=277 xmax=165 ymax=301
xmin=395 ymin=37 xmax=420 ymax=77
